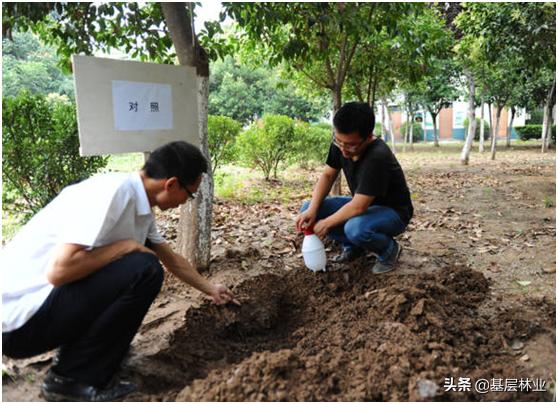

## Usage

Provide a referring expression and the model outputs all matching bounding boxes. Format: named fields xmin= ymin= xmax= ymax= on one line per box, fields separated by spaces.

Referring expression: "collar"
xmin=344 ymin=136 xmax=376 ymax=162
xmin=131 ymin=172 xmax=152 ymax=216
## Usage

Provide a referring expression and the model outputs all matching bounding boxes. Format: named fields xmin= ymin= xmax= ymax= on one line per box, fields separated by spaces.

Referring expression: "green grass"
xmin=483 ymin=187 xmax=494 ymax=198
xmin=104 ymin=153 xmax=144 ymax=172
xmin=2 ymin=211 xmax=26 ymax=244
xmin=214 ymin=164 xmax=314 ymax=204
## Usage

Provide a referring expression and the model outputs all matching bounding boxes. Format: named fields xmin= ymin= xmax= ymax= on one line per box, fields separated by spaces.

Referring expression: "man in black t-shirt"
xmin=296 ymin=102 xmax=413 ymax=274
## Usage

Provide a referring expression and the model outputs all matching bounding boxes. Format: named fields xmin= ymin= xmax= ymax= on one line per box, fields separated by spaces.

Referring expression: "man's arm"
xmin=46 ymin=239 xmax=153 ymax=286
xmin=313 ymin=193 xmax=375 ymax=239
xmin=151 ymin=242 xmax=239 ymax=305
xmin=296 ymin=165 xmax=339 ymax=231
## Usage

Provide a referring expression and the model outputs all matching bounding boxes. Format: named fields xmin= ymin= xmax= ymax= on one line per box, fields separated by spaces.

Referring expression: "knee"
xmin=300 ymin=200 xmax=311 ymax=213
xmin=126 ymin=252 xmax=164 ymax=293
xmin=144 ymin=260 xmax=164 ymax=291
xmin=143 ymin=259 xmax=164 ymax=294
xmin=344 ymin=217 xmax=369 ymax=244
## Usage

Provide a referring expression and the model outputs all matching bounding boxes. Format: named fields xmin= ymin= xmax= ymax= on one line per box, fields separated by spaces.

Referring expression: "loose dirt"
xmin=2 ymin=146 xmax=555 ymax=401
xmin=171 ymin=265 xmax=552 ymax=401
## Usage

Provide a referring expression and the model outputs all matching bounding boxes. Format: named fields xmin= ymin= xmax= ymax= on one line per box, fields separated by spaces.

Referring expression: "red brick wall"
xmin=439 ymin=108 xmax=453 ymax=139
xmin=393 ymin=111 xmax=402 ymax=140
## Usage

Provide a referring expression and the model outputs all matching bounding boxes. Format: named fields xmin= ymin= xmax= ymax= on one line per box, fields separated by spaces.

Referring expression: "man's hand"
xmin=209 ymin=283 xmax=241 ymax=306
xmin=296 ymin=209 xmax=317 ymax=232
xmin=313 ymin=219 xmax=332 ymax=239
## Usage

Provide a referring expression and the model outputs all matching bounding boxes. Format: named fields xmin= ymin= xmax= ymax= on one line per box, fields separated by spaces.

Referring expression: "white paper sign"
xmin=73 ymin=56 xmax=199 ymax=155
xmin=112 ymin=80 xmax=173 ymax=131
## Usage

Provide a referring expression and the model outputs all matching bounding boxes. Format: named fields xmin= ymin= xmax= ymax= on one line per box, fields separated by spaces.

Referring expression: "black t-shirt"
xmin=325 ymin=138 xmax=414 ymax=224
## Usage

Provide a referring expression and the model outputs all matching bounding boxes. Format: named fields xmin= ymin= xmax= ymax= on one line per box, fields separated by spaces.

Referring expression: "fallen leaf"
xmin=510 ymin=339 xmax=524 ymax=350
xmin=516 ymin=280 xmax=531 ymax=287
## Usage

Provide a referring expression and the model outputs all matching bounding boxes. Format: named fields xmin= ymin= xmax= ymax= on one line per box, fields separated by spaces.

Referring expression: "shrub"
xmin=515 ymin=125 xmax=541 ymax=140
xmin=526 ymin=108 xmax=544 ymax=125
xmin=515 ymin=124 xmax=556 ymax=141
xmin=463 ymin=117 xmax=491 ymax=141
xmin=399 ymin=122 xmax=423 ymax=142
xmin=292 ymin=121 xmax=332 ymax=167
xmin=208 ymin=115 xmax=242 ymax=172
xmin=2 ymin=92 xmax=108 ymax=219
xmin=314 ymin=122 xmax=333 ymax=132
xmin=236 ymin=114 xmax=296 ymax=180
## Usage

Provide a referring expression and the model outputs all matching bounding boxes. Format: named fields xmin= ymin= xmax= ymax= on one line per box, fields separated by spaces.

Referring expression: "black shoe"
xmin=372 ymin=242 xmax=402 ymax=275
xmin=332 ymin=246 xmax=365 ymax=263
xmin=41 ymin=370 xmax=137 ymax=402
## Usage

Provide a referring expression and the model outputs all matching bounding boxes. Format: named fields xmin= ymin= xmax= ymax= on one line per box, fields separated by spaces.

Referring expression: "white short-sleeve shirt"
xmin=2 ymin=172 xmax=165 ymax=332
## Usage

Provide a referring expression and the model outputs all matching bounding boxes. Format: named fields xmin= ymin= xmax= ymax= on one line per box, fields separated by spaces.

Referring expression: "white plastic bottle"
xmin=301 ymin=227 xmax=327 ymax=272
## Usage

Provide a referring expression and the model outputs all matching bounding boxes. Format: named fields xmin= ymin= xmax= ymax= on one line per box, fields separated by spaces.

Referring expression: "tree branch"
xmin=339 ymin=38 xmax=359 ymax=89
xmin=295 ymin=64 xmax=331 ymax=89
xmin=335 ymin=33 xmax=348 ymax=86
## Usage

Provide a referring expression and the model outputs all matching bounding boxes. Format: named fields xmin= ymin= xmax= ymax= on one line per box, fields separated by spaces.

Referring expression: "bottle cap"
xmin=303 ymin=224 xmax=315 ymax=236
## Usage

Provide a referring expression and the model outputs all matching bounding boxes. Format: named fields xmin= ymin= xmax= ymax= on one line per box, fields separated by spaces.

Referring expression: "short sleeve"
xmin=58 ymin=183 xmax=130 ymax=247
xmin=325 ymin=143 xmax=342 ymax=169
xmin=147 ymin=220 xmax=166 ymax=244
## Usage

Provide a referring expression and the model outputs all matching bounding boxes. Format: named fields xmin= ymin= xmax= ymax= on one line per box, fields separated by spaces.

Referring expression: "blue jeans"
xmin=300 ymin=197 xmax=407 ymax=262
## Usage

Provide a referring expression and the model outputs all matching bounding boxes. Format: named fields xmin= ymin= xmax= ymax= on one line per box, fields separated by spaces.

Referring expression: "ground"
xmin=2 ymin=144 xmax=556 ymax=401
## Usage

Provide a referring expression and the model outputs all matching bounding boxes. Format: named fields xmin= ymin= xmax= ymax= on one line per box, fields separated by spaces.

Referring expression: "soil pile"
xmin=134 ymin=265 xmax=553 ymax=401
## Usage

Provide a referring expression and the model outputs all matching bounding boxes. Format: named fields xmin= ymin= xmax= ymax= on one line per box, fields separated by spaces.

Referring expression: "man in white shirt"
xmin=2 ymin=141 xmax=238 ymax=401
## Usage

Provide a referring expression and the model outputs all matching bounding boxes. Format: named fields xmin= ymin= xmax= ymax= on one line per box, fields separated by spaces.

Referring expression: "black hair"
xmin=333 ymin=102 xmax=376 ymax=139
xmin=142 ymin=141 xmax=208 ymax=187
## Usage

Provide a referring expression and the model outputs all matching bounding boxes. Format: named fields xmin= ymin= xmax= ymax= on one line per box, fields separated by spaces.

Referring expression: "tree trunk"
xmin=488 ymin=102 xmax=493 ymax=153
xmin=331 ymin=88 xmax=342 ymax=195
xmin=430 ymin=111 xmax=439 ymax=147
xmin=405 ymin=113 xmax=410 ymax=144
xmin=506 ymin=106 xmax=515 ymax=148
xmin=423 ymin=110 xmax=427 ymax=143
xmin=381 ymin=102 xmax=388 ymax=140
xmin=382 ymin=98 xmax=396 ymax=154
xmin=542 ymin=77 xmax=556 ymax=153
xmin=403 ymin=114 xmax=410 ymax=152
xmin=547 ymin=104 xmax=556 ymax=150
xmin=491 ymin=105 xmax=503 ymax=161
xmin=162 ymin=2 xmax=212 ymax=270
xmin=460 ymin=73 xmax=476 ymax=165
xmin=409 ymin=114 xmax=414 ymax=151
xmin=479 ymin=99 xmax=485 ymax=153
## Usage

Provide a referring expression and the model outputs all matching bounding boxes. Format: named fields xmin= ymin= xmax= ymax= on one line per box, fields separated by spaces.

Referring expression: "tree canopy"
xmin=209 ymin=56 xmax=328 ymax=124
xmin=2 ymin=32 xmax=74 ymax=98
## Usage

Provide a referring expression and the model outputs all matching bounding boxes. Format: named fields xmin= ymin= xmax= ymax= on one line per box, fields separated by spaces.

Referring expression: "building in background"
xmin=378 ymin=102 xmax=526 ymax=142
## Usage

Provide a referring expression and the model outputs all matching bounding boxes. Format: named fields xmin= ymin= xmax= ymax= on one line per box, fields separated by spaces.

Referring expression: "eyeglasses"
xmin=332 ymin=137 xmax=367 ymax=152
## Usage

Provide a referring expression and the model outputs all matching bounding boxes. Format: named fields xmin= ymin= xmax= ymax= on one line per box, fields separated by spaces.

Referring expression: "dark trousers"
xmin=2 ymin=252 xmax=164 ymax=387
